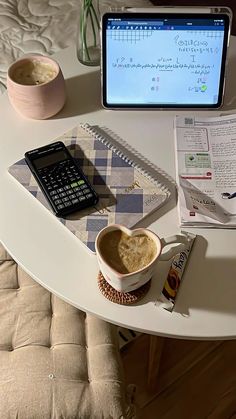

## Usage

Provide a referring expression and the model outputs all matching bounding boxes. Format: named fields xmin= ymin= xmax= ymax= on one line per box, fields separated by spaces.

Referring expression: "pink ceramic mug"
xmin=7 ymin=55 xmax=66 ymax=119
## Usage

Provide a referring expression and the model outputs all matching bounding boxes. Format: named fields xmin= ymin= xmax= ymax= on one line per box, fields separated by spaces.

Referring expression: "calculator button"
xmin=72 ymin=198 xmax=79 ymax=204
xmin=75 ymin=191 xmax=83 ymax=197
xmin=59 ymin=192 xmax=67 ymax=198
xmin=83 ymin=188 xmax=90 ymax=194
xmin=54 ymin=199 xmax=62 ymax=204
xmin=71 ymin=182 xmax=78 ymax=188
xmin=62 ymin=197 xmax=69 ymax=202
xmin=77 ymin=180 xmax=85 ymax=186
xmin=64 ymin=185 xmax=70 ymax=190
xmin=64 ymin=201 xmax=71 ymax=207
xmin=80 ymin=184 xmax=87 ymax=190
xmin=79 ymin=196 xmax=86 ymax=202
xmin=66 ymin=190 xmax=73 ymax=195
xmin=85 ymin=193 xmax=94 ymax=199
xmin=50 ymin=191 xmax=57 ymax=196
xmin=58 ymin=188 xmax=64 ymax=193
xmin=57 ymin=204 xmax=65 ymax=210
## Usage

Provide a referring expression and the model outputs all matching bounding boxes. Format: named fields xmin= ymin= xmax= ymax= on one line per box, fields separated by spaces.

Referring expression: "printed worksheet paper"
xmin=175 ymin=114 xmax=236 ymax=227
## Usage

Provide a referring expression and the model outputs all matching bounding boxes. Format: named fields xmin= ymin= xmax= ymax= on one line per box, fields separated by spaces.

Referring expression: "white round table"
xmin=1 ymin=38 xmax=236 ymax=341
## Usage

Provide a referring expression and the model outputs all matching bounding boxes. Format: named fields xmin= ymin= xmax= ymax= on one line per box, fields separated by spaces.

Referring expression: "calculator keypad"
xmin=38 ymin=160 xmax=96 ymax=213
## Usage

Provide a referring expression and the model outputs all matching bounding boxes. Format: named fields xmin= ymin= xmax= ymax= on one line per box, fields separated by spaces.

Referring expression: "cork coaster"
xmin=97 ymin=271 xmax=151 ymax=305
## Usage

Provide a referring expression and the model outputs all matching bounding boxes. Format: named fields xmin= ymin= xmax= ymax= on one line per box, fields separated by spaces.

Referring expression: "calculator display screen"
xmin=33 ymin=150 xmax=69 ymax=169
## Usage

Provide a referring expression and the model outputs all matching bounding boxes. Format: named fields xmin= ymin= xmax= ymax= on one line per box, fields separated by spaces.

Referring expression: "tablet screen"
xmin=102 ymin=12 xmax=230 ymax=108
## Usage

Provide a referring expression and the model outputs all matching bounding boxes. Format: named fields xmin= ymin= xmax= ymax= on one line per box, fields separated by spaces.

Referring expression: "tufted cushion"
xmin=0 ymin=243 xmax=130 ymax=419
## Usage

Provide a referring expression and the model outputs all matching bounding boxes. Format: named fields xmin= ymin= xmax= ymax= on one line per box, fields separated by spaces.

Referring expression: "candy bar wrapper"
xmin=157 ymin=232 xmax=196 ymax=312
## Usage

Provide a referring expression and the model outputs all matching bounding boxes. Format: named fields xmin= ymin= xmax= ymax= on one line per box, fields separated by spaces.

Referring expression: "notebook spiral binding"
xmin=82 ymin=123 xmax=173 ymax=196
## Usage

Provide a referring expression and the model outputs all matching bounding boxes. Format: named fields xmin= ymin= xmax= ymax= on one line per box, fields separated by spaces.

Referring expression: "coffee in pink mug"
xmin=7 ymin=54 xmax=66 ymax=119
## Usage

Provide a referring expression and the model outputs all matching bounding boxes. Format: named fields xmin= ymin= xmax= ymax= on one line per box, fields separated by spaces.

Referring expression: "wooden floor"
xmin=121 ymin=334 xmax=236 ymax=419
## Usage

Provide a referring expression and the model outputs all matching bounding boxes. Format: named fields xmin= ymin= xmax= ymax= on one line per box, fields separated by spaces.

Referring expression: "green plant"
xmin=79 ymin=0 xmax=100 ymax=62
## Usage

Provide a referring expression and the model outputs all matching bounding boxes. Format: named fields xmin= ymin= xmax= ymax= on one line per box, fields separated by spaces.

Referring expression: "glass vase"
xmin=77 ymin=0 xmax=101 ymax=66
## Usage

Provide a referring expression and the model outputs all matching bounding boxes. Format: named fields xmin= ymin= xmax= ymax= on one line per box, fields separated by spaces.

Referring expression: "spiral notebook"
xmin=9 ymin=124 xmax=170 ymax=253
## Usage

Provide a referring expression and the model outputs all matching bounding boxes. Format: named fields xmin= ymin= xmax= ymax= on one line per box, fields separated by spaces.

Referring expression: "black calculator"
xmin=25 ymin=141 xmax=98 ymax=217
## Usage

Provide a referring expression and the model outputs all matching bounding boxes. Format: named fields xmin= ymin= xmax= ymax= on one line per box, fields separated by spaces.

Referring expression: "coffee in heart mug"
xmin=95 ymin=224 xmax=191 ymax=293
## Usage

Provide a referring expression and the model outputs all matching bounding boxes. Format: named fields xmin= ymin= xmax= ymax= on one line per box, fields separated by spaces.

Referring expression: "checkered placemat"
xmin=9 ymin=125 xmax=169 ymax=253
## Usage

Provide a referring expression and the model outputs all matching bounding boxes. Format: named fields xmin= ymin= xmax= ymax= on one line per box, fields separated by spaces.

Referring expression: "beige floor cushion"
xmin=0 ymin=243 xmax=132 ymax=418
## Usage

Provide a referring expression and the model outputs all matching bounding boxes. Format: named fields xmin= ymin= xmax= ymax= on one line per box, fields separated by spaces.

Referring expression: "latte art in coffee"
xmin=12 ymin=60 xmax=57 ymax=85
xmin=100 ymin=231 xmax=157 ymax=274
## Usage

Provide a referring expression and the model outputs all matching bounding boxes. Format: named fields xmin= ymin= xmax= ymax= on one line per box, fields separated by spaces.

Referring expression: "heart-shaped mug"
xmin=95 ymin=224 xmax=191 ymax=293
